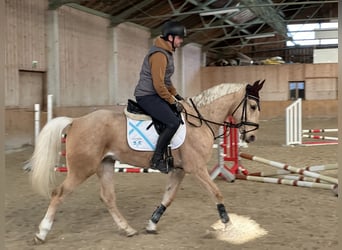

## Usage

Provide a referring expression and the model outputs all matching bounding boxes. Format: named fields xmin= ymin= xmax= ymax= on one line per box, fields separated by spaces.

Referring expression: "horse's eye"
xmin=250 ymin=105 xmax=257 ymax=111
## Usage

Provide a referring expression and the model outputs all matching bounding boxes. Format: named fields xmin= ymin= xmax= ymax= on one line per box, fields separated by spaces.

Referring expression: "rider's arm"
xmin=149 ymin=52 xmax=176 ymax=104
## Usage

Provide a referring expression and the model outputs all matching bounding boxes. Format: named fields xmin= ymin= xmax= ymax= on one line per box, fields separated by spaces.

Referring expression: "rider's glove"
xmin=172 ymin=101 xmax=184 ymax=113
xmin=175 ymin=94 xmax=184 ymax=101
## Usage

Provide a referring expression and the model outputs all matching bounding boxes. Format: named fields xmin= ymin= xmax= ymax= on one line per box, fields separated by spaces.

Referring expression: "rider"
xmin=134 ymin=20 xmax=186 ymax=174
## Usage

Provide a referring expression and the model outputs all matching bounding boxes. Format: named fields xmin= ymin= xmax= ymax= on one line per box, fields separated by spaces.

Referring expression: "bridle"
xmin=182 ymin=91 xmax=260 ymax=140
xmin=231 ymin=93 xmax=260 ymax=138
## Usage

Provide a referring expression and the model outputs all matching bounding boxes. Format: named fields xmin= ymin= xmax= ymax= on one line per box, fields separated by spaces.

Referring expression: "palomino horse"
xmin=29 ymin=80 xmax=264 ymax=243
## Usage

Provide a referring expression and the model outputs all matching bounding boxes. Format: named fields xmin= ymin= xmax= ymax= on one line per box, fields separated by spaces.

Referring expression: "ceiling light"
xmin=199 ymin=8 xmax=239 ymax=17
xmin=245 ymin=33 xmax=276 ymax=39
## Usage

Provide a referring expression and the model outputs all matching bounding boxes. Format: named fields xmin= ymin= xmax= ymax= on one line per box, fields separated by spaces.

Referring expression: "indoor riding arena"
xmin=4 ymin=1 xmax=339 ymax=250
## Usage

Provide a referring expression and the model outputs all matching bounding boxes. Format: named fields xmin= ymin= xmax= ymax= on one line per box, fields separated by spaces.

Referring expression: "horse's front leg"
xmin=146 ymin=168 xmax=185 ymax=233
xmin=193 ymin=167 xmax=230 ymax=224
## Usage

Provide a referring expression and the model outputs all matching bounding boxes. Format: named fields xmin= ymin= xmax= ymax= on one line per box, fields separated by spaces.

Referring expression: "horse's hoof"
xmin=332 ymin=185 xmax=338 ymax=196
xmin=146 ymin=229 xmax=158 ymax=234
xmin=202 ymin=229 xmax=216 ymax=239
xmin=146 ymin=219 xmax=157 ymax=233
xmin=33 ymin=235 xmax=45 ymax=245
xmin=126 ymin=229 xmax=138 ymax=237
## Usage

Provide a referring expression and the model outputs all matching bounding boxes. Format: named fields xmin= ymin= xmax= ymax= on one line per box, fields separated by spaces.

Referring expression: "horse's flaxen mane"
xmin=189 ymin=83 xmax=245 ymax=107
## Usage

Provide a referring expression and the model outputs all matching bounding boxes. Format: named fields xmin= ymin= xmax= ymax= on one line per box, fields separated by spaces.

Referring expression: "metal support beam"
xmin=48 ymin=0 xmax=79 ymax=10
xmin=185 ymin=0 xmax=252 ymax=50
xmin=150 ymin=0 xmax=217 ymax=37
xmin=66 ymin=3 xmax=112 ymax=18
xmin=49 ymin=1 xmax=112 ymax=19
xmin=124 ymin=1 xmax=338 ymax=22
xmin=241 ymin=0 xmax=288 ymax=38
xmin=111 ymin=0 xmax=153 ymax=26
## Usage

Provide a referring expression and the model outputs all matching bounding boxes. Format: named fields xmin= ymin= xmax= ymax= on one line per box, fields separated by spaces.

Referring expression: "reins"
xmin=184 ymin=98 xmax=218 ymax=139
xmin=182 ymin=93 xmax=260 ymax=140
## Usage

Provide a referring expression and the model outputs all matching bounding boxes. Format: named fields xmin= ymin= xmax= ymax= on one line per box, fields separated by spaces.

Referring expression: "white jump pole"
xmin=302 ymin=129 xmax=338 ymax=133
xmin=47 ymin=94 xmax=53 ymax=122
xmin=34 ymin=104 xmax=40 ymax=145
xmin=236 ymin=174 xmax=337 ymax=191
xmin=302 ymin=134 xmax=338 ymax=141
xmin=240 ymin=152 xmax=338 ymax=185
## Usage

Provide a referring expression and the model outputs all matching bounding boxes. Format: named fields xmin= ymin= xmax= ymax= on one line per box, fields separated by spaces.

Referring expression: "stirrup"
xmin=151 ymin=146 xmax=174 ymax=174
xmin=165 ymin=145 xmax=174 ymax=169
xmin=150 ymin=159 xmax=172 ymax=174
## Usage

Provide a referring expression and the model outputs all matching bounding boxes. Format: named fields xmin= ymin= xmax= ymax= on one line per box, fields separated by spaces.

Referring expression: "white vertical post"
xmin=286 ymin=98 xmax=302 ymax=145
xmin=34 ymin=104 xmax=40 ymax=145
xmin=210 ymin=126 xmax=235 ymax=182
xmin=47 ymin=94 xmax=53 ymax=122
xmin=298 ymin=99 xmax=302 ymax=144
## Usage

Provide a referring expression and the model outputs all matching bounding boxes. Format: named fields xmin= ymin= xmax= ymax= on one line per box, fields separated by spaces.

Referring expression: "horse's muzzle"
xmin=242 ymin=134 xmax=256 ymax=143
xmin=245 ymin=135 xmax=256 ymax=143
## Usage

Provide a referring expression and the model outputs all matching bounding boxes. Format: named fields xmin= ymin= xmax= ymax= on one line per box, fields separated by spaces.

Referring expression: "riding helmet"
xmin=161 ymin=20 xmax=186 ymax=39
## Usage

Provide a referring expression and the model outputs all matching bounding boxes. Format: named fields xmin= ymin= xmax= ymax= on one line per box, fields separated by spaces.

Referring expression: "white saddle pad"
xmin=126 ymin=116 xmax=186 ymax=151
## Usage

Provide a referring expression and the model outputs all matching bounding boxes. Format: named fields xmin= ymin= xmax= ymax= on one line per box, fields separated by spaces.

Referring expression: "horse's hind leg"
xmin=97 ymin=159 xmax=138 ymax=237
xmin=35 ymin=173 xmax=87 ymax=244
xmin=146 ymin=168 xmax=185 ymax=233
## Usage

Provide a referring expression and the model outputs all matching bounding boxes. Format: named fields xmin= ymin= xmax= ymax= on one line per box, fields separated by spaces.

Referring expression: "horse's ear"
xmin=247 ymin=79 xmax=265 ymax=98
xmin=252 ymin=80 xmax=260 ymax=86
xmin=256 ymin=79 xmax=265 ymax=91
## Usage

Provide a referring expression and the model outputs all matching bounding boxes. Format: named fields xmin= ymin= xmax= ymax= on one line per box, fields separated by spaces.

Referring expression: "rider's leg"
xmin=150 ymin=126 xmax=178 ymax=173
xmin=136 ymin=95 xmax=181 ymax=173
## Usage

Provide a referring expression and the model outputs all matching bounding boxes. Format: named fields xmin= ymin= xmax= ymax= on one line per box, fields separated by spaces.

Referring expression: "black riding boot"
xmin=150 ymin=127 xmax=178 ymax=174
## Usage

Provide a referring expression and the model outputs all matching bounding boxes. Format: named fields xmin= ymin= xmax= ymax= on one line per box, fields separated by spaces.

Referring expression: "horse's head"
xmin=231 ymin=80 xmax=265 ymax=143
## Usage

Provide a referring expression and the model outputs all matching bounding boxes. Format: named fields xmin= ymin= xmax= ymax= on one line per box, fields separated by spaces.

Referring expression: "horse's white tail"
xmin=30 ymin=117 xmax=73 ymax=197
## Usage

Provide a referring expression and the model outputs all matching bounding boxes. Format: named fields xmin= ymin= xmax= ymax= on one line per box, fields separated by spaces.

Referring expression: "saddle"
xmin=126 ymin=99 xmax=146 ymax=116
xmin=124 ymin=99 xmax=186 ymax=151
xmin=125 ymin=99 xmax=166 ymax=134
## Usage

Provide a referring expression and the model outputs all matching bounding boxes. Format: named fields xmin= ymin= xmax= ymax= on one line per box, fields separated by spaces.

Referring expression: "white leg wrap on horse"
xmin=146 ymin=220 xmax=157 ymax=232
xmin=36 ymin=217 xmax=53 ymax=241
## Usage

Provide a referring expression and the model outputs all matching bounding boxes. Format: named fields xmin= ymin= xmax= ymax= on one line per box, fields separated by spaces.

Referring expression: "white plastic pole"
xmin=34 ymin=104 xmax=40 ymax=145
xmin=47 ymin=94 xmax=53 ymax=122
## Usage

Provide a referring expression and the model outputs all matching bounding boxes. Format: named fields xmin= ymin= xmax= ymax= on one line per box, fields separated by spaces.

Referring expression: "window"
xmin=287 ymin=22 xmax=338 ymax=47
xmin=289 ymin=81 xmax=305 ymax=100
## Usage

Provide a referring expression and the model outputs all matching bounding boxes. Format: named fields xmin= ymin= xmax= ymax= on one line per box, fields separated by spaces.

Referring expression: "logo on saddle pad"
xmin=125 ymin=109 xmax=186 ymax=151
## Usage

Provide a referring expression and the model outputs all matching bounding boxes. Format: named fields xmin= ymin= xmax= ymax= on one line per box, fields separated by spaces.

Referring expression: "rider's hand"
xmin=172 ymin=101 xmax=184 ymax=113
xmin=175 ymin=94 xmax=184 ymax=101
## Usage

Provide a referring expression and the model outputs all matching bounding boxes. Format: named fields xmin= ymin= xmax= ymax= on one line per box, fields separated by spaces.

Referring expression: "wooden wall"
xmin=5 ymin=0 xmax=47 ymax=107
xmin=260 ymin=100 xmax=337 ymax=120
xmin=58 ymin=6 xmax=110 ymax=106
xmin=304 ymin=64 xmax=338 ymax=100
xmin=201 ymin=63 xmax=338 ymax=101
xmin=181 ymin=43 xmax=202 ymax=97
xmin=112 ymin=22 xmax=150 ymax=104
